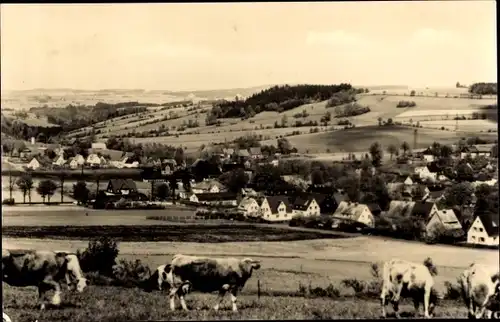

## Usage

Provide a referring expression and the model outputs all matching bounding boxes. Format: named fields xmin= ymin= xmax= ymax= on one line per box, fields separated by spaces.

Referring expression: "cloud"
xmin=305 ymin=30 xmax=371 ymax=49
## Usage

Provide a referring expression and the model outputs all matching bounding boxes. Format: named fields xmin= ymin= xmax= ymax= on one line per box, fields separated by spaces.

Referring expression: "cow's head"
xmin=66 ymin=254 xmax=88 ymax=293
xmin=423 ymin=257 xmax=438 ymax=277
xmin=241 ymin=258 xmax=261 ymax=274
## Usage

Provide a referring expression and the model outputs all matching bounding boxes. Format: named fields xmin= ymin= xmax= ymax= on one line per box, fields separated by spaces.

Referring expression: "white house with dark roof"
xmin=467 ymin=213 xmax=499 ymax=246
xmin=259 ymin=196 xmax=294 ymax=221
xmin=332 ymin=201 xmax=375 ymax=228
xmin=238 ymin=197 xmax=260 ymax=216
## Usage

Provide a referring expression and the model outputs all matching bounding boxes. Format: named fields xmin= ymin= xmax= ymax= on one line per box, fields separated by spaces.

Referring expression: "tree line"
xmin=468 ymin=82 xmax=497 ymax=95
xmin=205 ymin=84 xmax=356 ymax=121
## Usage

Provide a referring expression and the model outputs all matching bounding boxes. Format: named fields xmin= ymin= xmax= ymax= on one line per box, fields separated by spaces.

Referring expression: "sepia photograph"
xmin=1 ymin=2 xmax=498 ymax=321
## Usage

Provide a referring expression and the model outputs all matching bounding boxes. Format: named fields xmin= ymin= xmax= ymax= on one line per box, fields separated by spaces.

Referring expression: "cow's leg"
xmin=413 ymin=294 xmax=421 ymax=317
xmin=38 ymin=283 xmax=49 ymax=310
xmin=380 ymin=285 xmax=389 ymax=318
xmin=229 ymin=287 xmax=239 ymax=312
xmin=392 ymin=279 xmax=404 ymax=303
xmin=178 ymin=283 xmax=190 ymax=312
xmin=475 ymin=305 xmax=487 ymax=319
xmin=469 ymin=301 xmax=476 ymax=319
xmin=423 ymin=285 xmax=432 ymax=319
xmin=168 ymin=287 xmax=178 ymax=311
xmin=214 ymin=289 xmax=227 ymax=311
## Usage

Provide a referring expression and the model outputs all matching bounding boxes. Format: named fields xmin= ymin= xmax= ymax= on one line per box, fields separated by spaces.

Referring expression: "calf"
xmin=380 ymin=258 xmax=439 ymax=319
xmin=459 ymin=263 xmax=499 ymax=319
xmin=165 ymin=254 xmax=261 ymax=312
xmin=2 ymin=249 xmax=87 ymax=310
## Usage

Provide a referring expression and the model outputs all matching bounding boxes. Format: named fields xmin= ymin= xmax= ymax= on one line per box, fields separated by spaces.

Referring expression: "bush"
xmin=77 ymin=237 xmax=119 ymax=276
xmin=298 ymin=281 xmax=341 ymax=298
xmin=342 ymin=278 xmax=367 ymax=294
xmin=2 ymin=198 xmax=15 ymax=205
xmin=396 ymin=100 xmax=417 ymax=108
xmin=112 ymin=259 xmax=152 ymax=288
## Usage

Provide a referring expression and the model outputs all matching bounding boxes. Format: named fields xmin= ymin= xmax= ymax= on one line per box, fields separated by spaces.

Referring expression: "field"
xmin=3 ymin=231 xmax=498 ymax=321
xmin=261 ymin=125 xmax=498 ymax=154
xmin=418 ymin=119 xmax=497 ymax=132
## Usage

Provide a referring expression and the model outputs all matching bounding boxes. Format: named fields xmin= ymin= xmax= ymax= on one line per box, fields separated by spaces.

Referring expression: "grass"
xmin=1 ymin=224 xmax=347 ymax=242
xmin=262 ymin=125 xmax=498 ymax=154
xmin=418 ymin=119 xmax=497 ymax=132
xmin=2 ymin=285 xmax=468 ymax=322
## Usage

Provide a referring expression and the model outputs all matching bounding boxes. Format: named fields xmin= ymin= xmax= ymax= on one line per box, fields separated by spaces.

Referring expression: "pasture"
xmin=418 ymin=119 xmax=497 ymax=132
xmin=3 ymin=234 xmax=498 ymax=321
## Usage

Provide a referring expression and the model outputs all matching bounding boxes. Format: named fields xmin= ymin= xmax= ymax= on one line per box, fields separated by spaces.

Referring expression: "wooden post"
xmin=257 ymin=279 xmax=261 ymax=300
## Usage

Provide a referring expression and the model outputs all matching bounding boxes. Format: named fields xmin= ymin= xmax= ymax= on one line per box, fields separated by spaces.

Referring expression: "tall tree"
xmin=7 ymin=172 xmax=15 ymax=200
xmin=155 ymin=183 xmax=170 ymax=201
xmin=36 ymin=179 xmax=58 ymax=203
xmin=73 ymin=181 xmax=90 ymax=205
xmin=58 ymin=172 xmax=68 ymax=203
xmin=401 ymin=141 xmax=410 ymax=156
xmin=16 ymin=175 xmax=30 ymax=203
xmin=387 ymin=144 xmax=398 ymax=160
xmin=369 ymin=142 xmax=383 ymax=167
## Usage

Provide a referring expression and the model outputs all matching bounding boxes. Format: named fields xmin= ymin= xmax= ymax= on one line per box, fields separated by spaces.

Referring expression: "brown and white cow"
xmin=2 ymin=249 xmax=88 ymax=310
xmin=380 ymin=258 xmax=440 ymax=319
xmin=459 ymin=263 xmax=500 ymax=319
xmin=164 ymin=254 xmax=261 ymax=312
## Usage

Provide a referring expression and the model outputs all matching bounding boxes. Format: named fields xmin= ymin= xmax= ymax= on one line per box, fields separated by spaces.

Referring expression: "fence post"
xmin=257 ymin=279 xmax=261 ymax=300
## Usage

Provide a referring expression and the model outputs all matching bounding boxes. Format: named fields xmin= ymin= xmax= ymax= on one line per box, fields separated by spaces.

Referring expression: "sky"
xmin=1 ymin=2 xmax=497 ymax=91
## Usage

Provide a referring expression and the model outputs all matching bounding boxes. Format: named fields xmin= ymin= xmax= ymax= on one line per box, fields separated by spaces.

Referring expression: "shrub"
xmin=2 ymin=198 xmax=15 ymax=205
xmin=77 ymin=237 xmax=119 ymax=276
xmin=112 ymin=259 xmax=152 ymax=288
xmin=342 ymin=278 xmax=367 ymax=294
xmin=299 ymin=281 xmax=341 ymax=298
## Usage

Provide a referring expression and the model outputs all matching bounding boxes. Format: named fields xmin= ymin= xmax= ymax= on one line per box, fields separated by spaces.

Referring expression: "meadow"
xmin=3 ymin=233 xmax=498 ymax=321
xmin=261 ymin=125 xmax=498 ymax=154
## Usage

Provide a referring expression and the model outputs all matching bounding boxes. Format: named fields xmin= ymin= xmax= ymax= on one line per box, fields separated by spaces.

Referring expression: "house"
xmin=86 ymin=154 xmax=101 ymax=166
xmin=241 ymin=188 xmax=259 ymax=197
xmin=189 ymin=192 xmax=238 ymax=206
xmin=68 ymin=157 xmax=80 ymax=169
xmin=249 ymin=147 xmax=263 ymax=159
xmin=403 ymin=176 xmax=414 ymax=185
xmin=236 ymin=149 xmax=250 ymax=160
xmin=424 ymin=190 xmax=446 ymax=203
xmin=425 ymin=209 xmax=463 ymax=239
xmin=385 ymin=200 xmax=416 ymax=218
xmin=422 ymin=150 xmax=435 ymax=163
xmin=259 ymin=196 xmax=294 ymax=221
xmin=26 ymin=157 xmax=41 ymax=170
xmin=291 ymin=192 xmax=338 ymax=214
xmin=411 ymin=201 xmax=439 ymax=219
xmin=467 ymin=213 xmax=499 ymax=246
xmin=223 ymin=148 xmax=235 ymax=158
xmin=270 ymin=159 xmax=279 ymax=167
xmin=91 ymin=142 xmax=107 ymax=150
xmin=414 ymin=166 xmax=436 ymax=181
xmin=20 ymin=148 xmax=34 ymax=160
xmin=191 ymin=180 xmax=226 ymax=194
xmin=332 ymin=201 xmax=375 ymax=228
xmin=238 ymin=197 xmax=260 ymax=216
xmin=52 ymin=154 xmax=66 ymax=166
xmin=290 ymin=195 xmax=321 ymax=217
xmin=459 ymin=146 xmax=488 ymax=159
xmin=106 ymin=179 xmax=138 ymax=195
xmin=73 ymin=154 xmax=86 ymax=166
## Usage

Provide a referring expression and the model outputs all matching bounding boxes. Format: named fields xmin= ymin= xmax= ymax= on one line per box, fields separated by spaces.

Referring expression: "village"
xmin=2 ymin=135 xmax=498 ymax=249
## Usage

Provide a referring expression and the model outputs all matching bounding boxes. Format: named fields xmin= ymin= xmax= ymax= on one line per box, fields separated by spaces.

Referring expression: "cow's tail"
xmin=423 ymin=257 xmax=438 ymax=276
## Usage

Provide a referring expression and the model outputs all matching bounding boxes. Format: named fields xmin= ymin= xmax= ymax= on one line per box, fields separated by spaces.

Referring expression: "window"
xmin=479 ymin=228 xmax=484 ymax=232
xmin=471 ymin=236 xmax=476 ymax=241
xmin=479 ymin=237 xmax=485 ymax=242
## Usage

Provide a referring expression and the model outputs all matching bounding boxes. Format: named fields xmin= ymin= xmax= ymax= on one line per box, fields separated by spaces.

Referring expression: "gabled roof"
xmin=333 ymin=201 xmax=370 ymax=221
xmin=195 ymin=192 xmax=238 ymax=201
xmin=238 ymin=197 xmax=258 ymax=208
xmin=429 ymin=209 xmax=462 ymax=231
xmin=411 ymin=201 xmax=436 ymax=218
xmin=265 ymin=196 xmax=293 ymax=214
xmin=386 ymin=200 xmax=416 ymax=218
xmin=192 ymin=179 xmax=225 ymax=191
xmin=477 ymin=213 xmax=499 ymax=237
xmin=249 ymin=147 xmax=262 ymax=155
xmin=237 ymin=149 xmax=250 ymax=157
xmin=108 ymin=179 xmax=137 ymax=192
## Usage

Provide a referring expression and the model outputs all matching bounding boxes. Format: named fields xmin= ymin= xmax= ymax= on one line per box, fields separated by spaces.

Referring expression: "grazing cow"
xmin=459 ymin=263 xmax=500 ymax=319
xmin=380 ymin=258 xmax=439 ymax=319
xmin=2 ymin=249 xmax=88 ymax=310
xmin=164 ymin=254 xmax=261 ymax=312
xmin=141 ymin=264 xmax=170 ymax=292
